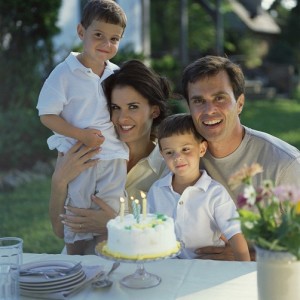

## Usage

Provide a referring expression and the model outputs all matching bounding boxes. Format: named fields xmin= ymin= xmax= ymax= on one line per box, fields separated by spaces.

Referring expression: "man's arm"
xmin=194 ymin=238 xmax=256 ymax=261
xmin=229 ymin=233 xmax=250 ymax=261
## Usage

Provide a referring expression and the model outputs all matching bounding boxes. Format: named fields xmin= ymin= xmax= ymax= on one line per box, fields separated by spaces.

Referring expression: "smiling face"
xmin=77 ymin=20 xmax=123 ymax=71
xmin=188 ymin=71 xmax=244 ymax=155
xmin=160 ymin=133 xmax=207 ymax=179
xmin=110 ymin=86 xmax=160 ymax=145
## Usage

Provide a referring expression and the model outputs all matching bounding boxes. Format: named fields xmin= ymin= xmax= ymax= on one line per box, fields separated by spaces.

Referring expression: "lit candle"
xmin=130 ymin=196 xmax=134 ymax=214
xmin=135 ymin=199 xmax=140 ymax=224
xmin=119 ymin=197 xmax=125 ymax=222
xmin=140 ymin=191 xmax=147 ymax=219
xmin=131 ymin=199 xmax=137 ymax=219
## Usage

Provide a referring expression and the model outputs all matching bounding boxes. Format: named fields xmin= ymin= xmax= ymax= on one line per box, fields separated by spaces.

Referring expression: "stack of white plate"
xmin=19 ymin=260 xmax=86 ymax=296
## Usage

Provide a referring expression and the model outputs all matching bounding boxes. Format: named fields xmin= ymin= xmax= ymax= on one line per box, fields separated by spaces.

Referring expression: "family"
xmin=37 ymin=0 xmax=300 ymax=260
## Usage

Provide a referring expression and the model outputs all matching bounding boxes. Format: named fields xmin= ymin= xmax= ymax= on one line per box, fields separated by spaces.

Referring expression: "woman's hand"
xmin=49 ymin=142 xmax=101 ymax=238
xmin=60 ymin=195 xmax=117 ymax=235
xmin=53 ymin=142 xmax=101 ymax=187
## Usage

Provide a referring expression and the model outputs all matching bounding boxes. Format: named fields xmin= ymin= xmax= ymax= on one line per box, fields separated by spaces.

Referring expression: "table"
xmin=21 ymin=253 xmax=257 ymax=300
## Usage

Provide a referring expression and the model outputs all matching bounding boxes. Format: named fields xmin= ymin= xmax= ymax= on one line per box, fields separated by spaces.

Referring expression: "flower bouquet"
xmin=229 ymin=163 xmax=300 ymax=260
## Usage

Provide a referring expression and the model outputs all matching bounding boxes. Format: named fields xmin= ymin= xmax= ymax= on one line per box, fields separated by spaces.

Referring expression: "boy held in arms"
xmin=36 ymin=0 xmax=128 ymax=255
xmin=147 ymin=114 xmax=250 ymax=261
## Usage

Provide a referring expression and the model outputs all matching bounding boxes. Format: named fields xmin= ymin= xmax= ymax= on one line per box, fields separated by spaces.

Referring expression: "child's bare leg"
xmin=66 ymin=240 xmax=88 ymax=255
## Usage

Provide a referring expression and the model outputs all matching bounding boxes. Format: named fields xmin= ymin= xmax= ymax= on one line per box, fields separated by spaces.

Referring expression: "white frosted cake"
xmin=98 ymin=213 xmax=180 ymax=259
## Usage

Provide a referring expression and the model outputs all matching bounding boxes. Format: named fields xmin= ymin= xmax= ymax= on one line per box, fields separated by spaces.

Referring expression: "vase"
xmin=255 ymin=246 xmax=300 ymax=300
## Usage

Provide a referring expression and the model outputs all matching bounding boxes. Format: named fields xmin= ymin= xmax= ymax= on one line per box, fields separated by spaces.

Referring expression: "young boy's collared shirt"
xmin=37 ymin=52 xmax=128 ymax=160
xmin=147 ymin=170 xmax=240 ymax=259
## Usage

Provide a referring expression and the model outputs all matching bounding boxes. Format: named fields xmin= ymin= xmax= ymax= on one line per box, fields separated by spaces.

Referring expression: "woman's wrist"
xmin=52 ymin=170 xmax=69 ymax=191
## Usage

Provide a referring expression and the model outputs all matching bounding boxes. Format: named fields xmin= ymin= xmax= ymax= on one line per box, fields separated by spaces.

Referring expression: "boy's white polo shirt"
xmin=147 ymin=170 xmax=241 ymax=259
xmin=37 ymin=52 xmax=128 ymax=160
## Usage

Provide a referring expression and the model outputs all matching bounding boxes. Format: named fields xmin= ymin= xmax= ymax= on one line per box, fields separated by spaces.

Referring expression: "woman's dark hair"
xmin=103 ymin=59 xmax=172 ymax=137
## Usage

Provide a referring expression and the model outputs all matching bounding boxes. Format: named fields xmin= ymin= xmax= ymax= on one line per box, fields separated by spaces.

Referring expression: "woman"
xmin=49 ymin=60 xmax=172 ymax=254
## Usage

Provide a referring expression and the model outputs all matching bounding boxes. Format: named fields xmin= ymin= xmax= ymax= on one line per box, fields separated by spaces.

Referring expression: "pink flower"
xmin=273 ymin=185 xmax=300 ymax=204
xmin=237 ymin=194 xmax=248 ymax=208
xmin=230 ymin=163 xmax=300 ymax=259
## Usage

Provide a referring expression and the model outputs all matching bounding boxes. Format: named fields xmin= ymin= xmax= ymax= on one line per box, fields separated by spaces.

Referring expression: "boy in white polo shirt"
xmin=37 ymin=0 xmax=128 ymax=255
xmin=147 ymin=113 xmax=250 ymax=261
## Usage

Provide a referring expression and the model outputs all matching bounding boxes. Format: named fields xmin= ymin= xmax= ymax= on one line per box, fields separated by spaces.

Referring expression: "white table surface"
xmin=21 ymin=253 xmax=258 ymax=300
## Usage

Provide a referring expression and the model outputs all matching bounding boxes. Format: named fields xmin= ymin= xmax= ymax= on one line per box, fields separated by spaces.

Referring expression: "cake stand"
xmin=95 ymin=242 xmax=181 ymax=289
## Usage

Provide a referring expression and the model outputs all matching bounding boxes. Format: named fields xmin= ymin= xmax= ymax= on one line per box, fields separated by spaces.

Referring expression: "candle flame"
xmin=140 ymin=191 xmax=146 ymax=198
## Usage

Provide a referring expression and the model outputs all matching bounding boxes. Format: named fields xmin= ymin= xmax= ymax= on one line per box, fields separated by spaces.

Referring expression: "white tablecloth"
xmin=21 ymin=253 xmax=257 ymax=300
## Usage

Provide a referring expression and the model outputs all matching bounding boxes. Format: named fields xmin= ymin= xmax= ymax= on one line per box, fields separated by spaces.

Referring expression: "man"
xmin=181 ymin=55 xmax=300 ymax=260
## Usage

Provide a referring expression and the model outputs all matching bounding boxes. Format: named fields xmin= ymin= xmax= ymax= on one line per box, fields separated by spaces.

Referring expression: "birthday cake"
xmin=97 ymin=213 xmax=180 ymax=260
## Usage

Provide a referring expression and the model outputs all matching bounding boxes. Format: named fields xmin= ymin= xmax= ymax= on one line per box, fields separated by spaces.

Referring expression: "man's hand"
xmin=50 ymin=142 xmax=102 ymax=238
xmin=194 ymin=243 xmax=235 ymax=261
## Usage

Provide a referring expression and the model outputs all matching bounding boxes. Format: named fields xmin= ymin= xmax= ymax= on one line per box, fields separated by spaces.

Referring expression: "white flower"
xmin=230 ymin=162 xmax=300 ymax=259
xmin=244 ymin=185 xmax=256 ymax=206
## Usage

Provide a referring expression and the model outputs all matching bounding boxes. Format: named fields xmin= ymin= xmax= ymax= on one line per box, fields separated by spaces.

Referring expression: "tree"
xmin=149 ymin=0 xmax=217 ymax=89
xmin=0 ymin=0 xmax=61 ymax=110
xmin=263 ymin=0 xmax=299 ymax=64
xmin=0 ymin=0 xmax=61 ymax=170
xmin=150 ymin=0 xmax=217 ymax=60
xmin=281 ymin=1 xmax=300 ymax=63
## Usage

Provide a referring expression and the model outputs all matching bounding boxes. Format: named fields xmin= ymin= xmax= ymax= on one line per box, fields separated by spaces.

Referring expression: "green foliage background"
xmin=0 ymin=0 xmax=61 ymax=170
xmin=1 ymin=0 xmax=300 ymax=171
xmin=0 ymin=177 xmax=64 ymax=254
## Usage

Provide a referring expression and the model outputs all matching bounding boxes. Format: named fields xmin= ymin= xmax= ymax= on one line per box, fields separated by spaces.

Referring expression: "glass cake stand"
xmin=95 ymin=242 xmax=181 ymax=289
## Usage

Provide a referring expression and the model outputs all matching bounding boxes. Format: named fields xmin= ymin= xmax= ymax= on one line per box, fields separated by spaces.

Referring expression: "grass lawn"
xmin=242 ymin=99 xmax=300 ymax=150
xmin=1 ymin=98 xmax=299 ymax=254
xmin=0 ymin=178 xmax=64 ymax=254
